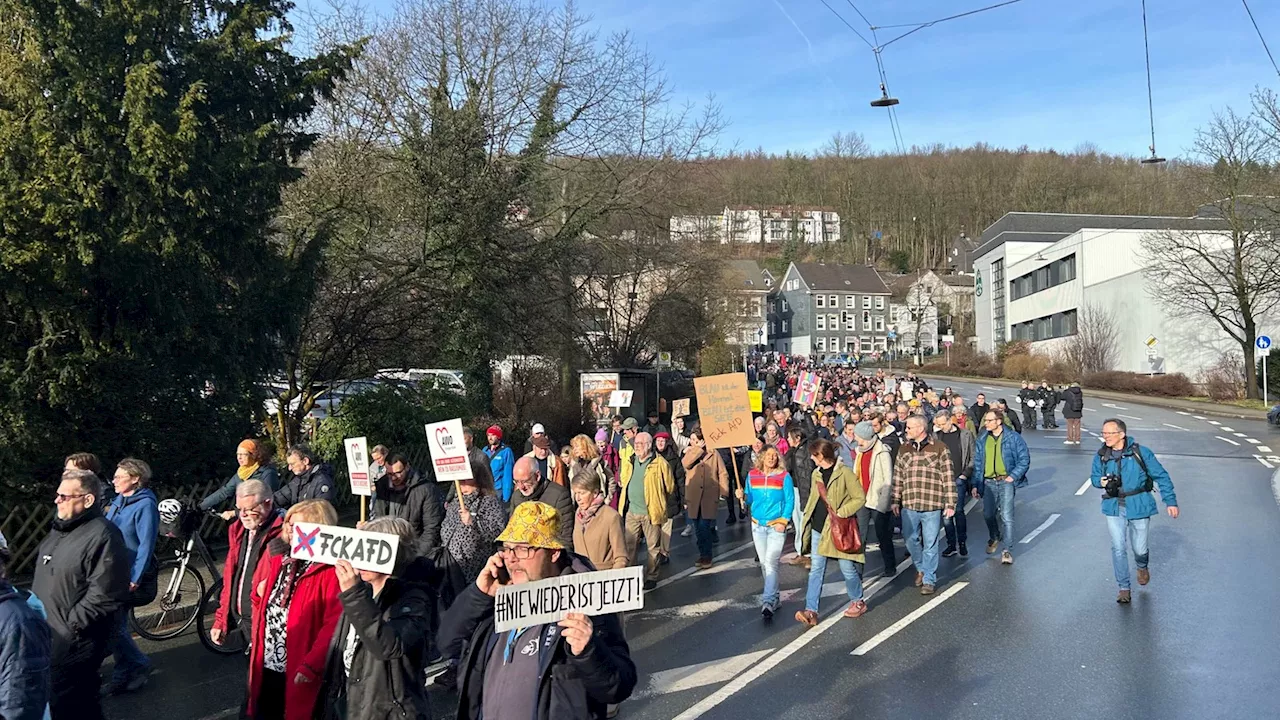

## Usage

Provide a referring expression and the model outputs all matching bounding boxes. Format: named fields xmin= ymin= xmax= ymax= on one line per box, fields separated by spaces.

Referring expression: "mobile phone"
xmin=495 ymin=563 xmax=511 ymax=585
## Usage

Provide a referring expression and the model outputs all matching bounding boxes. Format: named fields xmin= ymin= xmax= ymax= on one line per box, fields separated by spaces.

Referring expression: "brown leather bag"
xmin=815 ymin=479 xmax=863 ymax=554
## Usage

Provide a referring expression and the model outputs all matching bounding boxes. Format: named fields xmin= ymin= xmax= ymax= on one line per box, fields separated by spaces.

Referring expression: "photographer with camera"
xmin=1090 ymin=419 xmax=1179 ymax=604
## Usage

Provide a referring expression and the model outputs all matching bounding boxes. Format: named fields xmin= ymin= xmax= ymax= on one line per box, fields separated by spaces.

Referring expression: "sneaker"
xmin=1137 ymin=568 xmax=1150 ymax=586
xmin=681 ymin=525 xmax=693 ymax=538
xmin=914 ymin=571 xmax=924 ymax=587
xmin=643 ymin=580 xmax=657 ymax=591
xmin=761 ymin=605 xmax=774 ymax=620
xmin=695 ymin=558 xmax=713 ymax=570
xmin=434 ymin=665 xmax=458 ymax=691
xmin=125 ymin=669 xmax=151 ymax=693
xmin=843 ymin=600 xmax=868 ymax=618
xmin=958 ymin=542 xmax=968 ymax=557
xmin=794 ymin=609 xmax=819 ymax=628
xmin=920 ymin=584 xmax=936 ymax=595
xmin=1117 ymin=589 xmax=1131 ymax=604
xmin=657 ymin=553 xmax=670 ymax=566
xmin=1064 ymin=440 xmax=1073 ymax=445
xmin=986 ymin=539 xmax=998 ymax=554
xmin=607 ymin=703 xmax=621 ymax=719
xmin=1001 ymin=551 xmax=1013 ymax=565
xmin=725 ymin=517 xmax=737 ymax=526
xmin=942 ymin=545 xmax=958 ymax=558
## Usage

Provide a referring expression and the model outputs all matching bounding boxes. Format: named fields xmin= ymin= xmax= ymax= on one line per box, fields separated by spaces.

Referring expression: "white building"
xmin=670 ymin=206 xmax=840 ymax=244
xmin=971 ymin=211 xmax=1253 ymax=376
xmin=723 ymin=259 xmax=774 ymax=347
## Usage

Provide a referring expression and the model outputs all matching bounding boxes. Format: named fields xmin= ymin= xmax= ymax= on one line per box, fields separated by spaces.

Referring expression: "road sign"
xmin=1257 ymin=336 xmax=1272 ymax=351
xmin=657 ymin=351 xmax=672 ymax=368
xmin=887 ymin=331 xmax=897 ymax=340
xmin=1145 ymin=335 xmax=1158 ymax=347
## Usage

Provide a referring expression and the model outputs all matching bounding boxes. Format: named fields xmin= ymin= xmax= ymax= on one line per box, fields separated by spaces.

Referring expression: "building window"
xmin=992 ymin=259 xmax=1006 ymax=344
xmin=828 ymin=295 xmax=837 ymax=307
xmin=816 ymin=295 xmax=826 ymax=308
xmin=875 ymin=337 xmax=887 ymax=351
xmin=817 ymin=315 xmax=825 ymax=330
xmin=816 ymin=337 xmax=826 ymax=351
xmin=781 ymin=298 xmax=788 ymax=312
xmin=769 ymin=321 xmax=775 ymax=334
xmin=753 ymin=299 xmax=762 ymax=317
xmin=875 ymin=296 xmax=885 ymax=310
xmin=781 ymin=320 xmax=788 ymax=333
xmin=844 ymin=313 xmax=855 ymax=331
xmin=862 ymin=295 xmax=871 ymax=309
xmin=1010 ymin=253 xmax=1077 ymax=301
xmin=1011 ymin=309 xmax=1078 ymax=341
xmin=845 ymin=295 xmax=855 ymax=308
xmin=860 ymin=337 xmax=873 ymax=352
xmin=769 ymin=300 xmax=776 ymax=314
xmin=845 ymin=336 xmax=856 ymax=350
xmin=875 ymin=316 xmax=885 ymax=332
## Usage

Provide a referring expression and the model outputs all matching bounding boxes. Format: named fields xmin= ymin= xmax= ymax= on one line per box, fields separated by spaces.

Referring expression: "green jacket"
xmin=799 ymin=463 xmax=865 ymax=563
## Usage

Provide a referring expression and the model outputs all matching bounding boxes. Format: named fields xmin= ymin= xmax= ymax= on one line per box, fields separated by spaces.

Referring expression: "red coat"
xmin=246 ymin=552 xmax=342 ymax=720
xmin=213 ymin=513 xmax=283 ymax=634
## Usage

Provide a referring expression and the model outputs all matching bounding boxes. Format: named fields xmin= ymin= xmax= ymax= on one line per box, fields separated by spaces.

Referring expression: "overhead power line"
xmin=816 ymin=0 xmax=873 ymax=49
xmin=876 ymin=0 xmax=1026 ymax=49
xmin=1241 ymin=0 xmax=1280 ymax=81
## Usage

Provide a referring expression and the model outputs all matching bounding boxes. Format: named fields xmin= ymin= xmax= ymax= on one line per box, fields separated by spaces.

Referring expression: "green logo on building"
xmin=975 ymin=270 xmax=984 ymax=297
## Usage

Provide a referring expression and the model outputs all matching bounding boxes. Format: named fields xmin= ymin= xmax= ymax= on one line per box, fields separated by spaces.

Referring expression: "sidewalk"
xmin=922 ymin=373 xmax=1270 ymax=421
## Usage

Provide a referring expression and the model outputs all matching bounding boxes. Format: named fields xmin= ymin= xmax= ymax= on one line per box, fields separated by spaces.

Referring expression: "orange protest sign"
xmin=694 ymin=373 xmax=756 ymax=449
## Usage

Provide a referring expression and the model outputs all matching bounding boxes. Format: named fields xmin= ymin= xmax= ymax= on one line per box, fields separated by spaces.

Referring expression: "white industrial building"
xmin=670 ymin=206 xmax=840 ymax=244
xmin=970 ymin=211 xmax=1259 ymax=377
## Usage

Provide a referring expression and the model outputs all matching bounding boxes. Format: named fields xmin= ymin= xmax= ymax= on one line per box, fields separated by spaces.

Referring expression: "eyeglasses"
xmin=500 ymin=545 xmax=539 ymax=560
xmin=55 ymin=493 xmax=87 ymax=503
xmin=1101 ymin=431 xmax=1123 ymax=436
xmin=237 ymin=500 xmax=269 ymax=514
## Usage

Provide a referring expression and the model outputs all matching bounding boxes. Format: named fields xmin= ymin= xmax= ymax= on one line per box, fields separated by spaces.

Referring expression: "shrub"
xmin=1083 ymin=371 xmax=1195 ymax=398
xmin=1002 ymin=355 xmax=1028 ymax=379
xmin=312 ymin=383 xmax=473 ymax=464
xmin=1202 ymin=353 xmax=1245 ymax=401
xmin=996 ymin=340 xmax=1032 ymax=363
xmin=1044 ymin=361 xmax=1074 ymax=385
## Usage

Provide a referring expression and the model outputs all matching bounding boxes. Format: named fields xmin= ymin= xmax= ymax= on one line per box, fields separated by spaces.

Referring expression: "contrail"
xmin=770 ymin=0 xmax=840 ymax=91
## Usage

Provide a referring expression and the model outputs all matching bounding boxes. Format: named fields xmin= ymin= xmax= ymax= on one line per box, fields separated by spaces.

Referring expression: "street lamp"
xmin=870 ymin=83 xmax=898 ymax=108
xmin=1141 ymin=144 xmax=1166 ymax=165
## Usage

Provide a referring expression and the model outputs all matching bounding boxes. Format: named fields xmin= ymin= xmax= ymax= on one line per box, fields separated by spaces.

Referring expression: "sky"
xmin=296 ymin=0 xmax=1280 ymax=159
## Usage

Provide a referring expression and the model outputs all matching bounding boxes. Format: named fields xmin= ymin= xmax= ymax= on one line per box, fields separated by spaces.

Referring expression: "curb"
xmin=920 ymin=373 xmax=1268 ymax=422
xmin=1272 ymin=467 xmax=1280 ymax=511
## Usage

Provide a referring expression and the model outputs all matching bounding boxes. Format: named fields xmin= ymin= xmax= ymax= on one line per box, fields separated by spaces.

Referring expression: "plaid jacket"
xmin=892 ymin=438 xmax=956 ymax=512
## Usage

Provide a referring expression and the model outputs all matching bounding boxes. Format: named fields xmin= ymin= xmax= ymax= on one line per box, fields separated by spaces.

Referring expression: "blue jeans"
xmin=110 ymin=609 xmax=151 ymax=682
xmin=983 ymin=481 xmax=1016 ymax=552
xmin=791 ymin=488 xmax=805 ymax=557
xmin=805 ymin=530 xmax=863 ymax=611
xmin=943 ymin=479 xmax=969 ymax=547
xmin=1106 ymin=505 xmax=1150 ymax=590
xmin=902 ymin=509 xmax=943 ymax=586
xmin=752 ymin=522 xmax=787 ymax=608
xmin=692 ymin=518 xmax=715 ymax=560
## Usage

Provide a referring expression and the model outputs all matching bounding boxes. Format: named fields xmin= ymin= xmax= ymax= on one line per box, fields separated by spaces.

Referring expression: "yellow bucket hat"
xmin=496 ymin=501 xmax=565 ymax=550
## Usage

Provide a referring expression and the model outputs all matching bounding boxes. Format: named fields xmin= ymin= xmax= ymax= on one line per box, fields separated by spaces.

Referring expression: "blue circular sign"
xmin=1258 ymin=335 xmax=1272 ymax=351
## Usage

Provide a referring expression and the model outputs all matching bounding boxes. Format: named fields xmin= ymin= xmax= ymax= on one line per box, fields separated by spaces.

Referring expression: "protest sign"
xmin=426 ymin=418 xmax=473 ymax=483
xmin=343 ymin=436 xmax=372 ymax=496
xmin=793 ymin=371 xmax=822 ymax=407
xmin=748 ymin=390 xmax=763 ymax=413
xmin=609 ymin=390 xmax=634 ymax=408
xmin=693 ymin=373 xmax=756 ymax=449
xmin=290 ymin=522 xmax=399 ymax=574
xmin=494 ymin=566 xmax=645 ymax=633
xmin=672 ymin=397 xmax=690 ymax=418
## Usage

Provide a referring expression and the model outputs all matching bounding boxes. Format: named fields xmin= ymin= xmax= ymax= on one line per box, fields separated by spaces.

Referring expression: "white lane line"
xmin=633 ymin=649 xmax=775 ymax=699
xmin=982 ymin=386 xmax=997 ymax=390
xmin=1221 ymin=426 xmax=1236 ymax=432
xmin=1193 ymin=415 xmax=1207 ymax=420
xmin=851 ymin=582 xmax=969 ymax=656
xmin=672 ymin=559 xmax=911 ymax=720
xmin=1248 ymin=438 xmax=1261 ymax=444
xmin=1209 ymin=420 xmax=1221 ymax=425
xmin=1256 ymin=456 xmax=1275 ymax=469
xmin=1084 ymin=407 xmax=1097 ymax=412
xmin=964 ymin=497 xmax=978 ymax=514
xmin=779 ymin=581 xmax=848 ymax=605
xmin=196 ymin=710 xmax=238 ymax=720
xmin=1176 ymin=411 xmax=1190 ymax=416
xmin=1075 ymin=479 xmax=1092 ymax=496
xmin=1234 ymin=432 xmax=1248 ymax=437
xmin=1102 ymin=402 xmax=1128 ymax=410
xmin=1163 ymin=423 xmax=1189 ymax=431
xmin=1118 ymin=414 xmax=1142 ymax=421
xmin=654 ymin=540 xmax=755 ymax=590
xmin=1216 ymin=436 xmax=1241 ymax=446
xmin=693 ymin=558 xmax=756 ymax=576
xmin=1019 ymin=513 xmax=1062 ymax=544
xmin=1260 ymin=446 xmax=1273 ymax=453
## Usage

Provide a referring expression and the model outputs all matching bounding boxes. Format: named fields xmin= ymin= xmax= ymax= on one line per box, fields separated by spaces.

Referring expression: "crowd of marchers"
xmin=0 ymin=353 xmax=1179 ymax=720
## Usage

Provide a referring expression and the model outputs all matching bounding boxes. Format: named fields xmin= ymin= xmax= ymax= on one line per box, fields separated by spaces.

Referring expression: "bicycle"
xmin=129 ymin=501 xmax=246 ymax=655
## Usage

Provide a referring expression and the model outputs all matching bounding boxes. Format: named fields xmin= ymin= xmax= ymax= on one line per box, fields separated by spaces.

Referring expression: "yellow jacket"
xmin=620 ymin=452 xmax=675 ymax=526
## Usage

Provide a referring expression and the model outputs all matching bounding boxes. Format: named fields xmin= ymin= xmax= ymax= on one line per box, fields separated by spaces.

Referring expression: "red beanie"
xmin=486 ymin=425 xmax=503 ymax=439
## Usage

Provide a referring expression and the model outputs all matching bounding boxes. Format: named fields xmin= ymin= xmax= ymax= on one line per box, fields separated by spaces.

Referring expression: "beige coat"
xmin=572 ymin=503 xmax=629 ymax=570
xmin=682 ymin=446 xmax=729 ymax=521
xmin=854 ymin=440 xmax=894 ymax=513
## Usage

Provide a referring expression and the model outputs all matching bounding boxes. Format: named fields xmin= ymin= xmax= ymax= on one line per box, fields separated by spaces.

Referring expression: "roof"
xmin=882 ymin=271 xmax=922 ymax=301
xmin=725 ymin=259 xmax=770 ymax=290
xmin=974 ymin=211 xmax=1228 ymax=259
xmin=790 ymin=262 xmax=890 ymax=294
xmin=939 ymin=274 xmax=974 ymax=288
xmin=726 ymin=205 xmax=839 ymax=215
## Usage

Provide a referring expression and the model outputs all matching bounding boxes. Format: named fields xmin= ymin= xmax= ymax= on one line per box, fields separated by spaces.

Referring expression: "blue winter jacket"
xmin=0 ymin=583 xmax=51 ymax=720
xmin=105 ymin=488 xmax=159 ymax=585
xmin=743 ymin=468 xmax=795 ymax=526
xmin=1089 ymin=438 xmax=1177 ymax=519
xmin=484 ymin=444 xmax=516 ymax=503
xmin=972 ymin=429 xmax=1032 ymax=494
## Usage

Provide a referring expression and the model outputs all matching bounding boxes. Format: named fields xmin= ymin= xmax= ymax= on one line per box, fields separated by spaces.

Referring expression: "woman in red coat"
xmin=246 ymin=499 xmax=343 ymax=720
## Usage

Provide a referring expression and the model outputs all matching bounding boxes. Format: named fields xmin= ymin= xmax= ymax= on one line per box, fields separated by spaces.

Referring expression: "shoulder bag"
xmin=815 ymin=477 xmax=863 ymax=554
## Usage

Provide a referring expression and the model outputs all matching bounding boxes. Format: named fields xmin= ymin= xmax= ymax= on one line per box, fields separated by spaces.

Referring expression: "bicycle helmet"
xmin=158 ymin=498 xmax=183 ymax=526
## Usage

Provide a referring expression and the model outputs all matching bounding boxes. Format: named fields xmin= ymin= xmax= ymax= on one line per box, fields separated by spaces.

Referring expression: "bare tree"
xmin=1057 ymin=304 xmax=1119 ymax=375
xmin=1142 ymin=104 xmax=1280 ymax=399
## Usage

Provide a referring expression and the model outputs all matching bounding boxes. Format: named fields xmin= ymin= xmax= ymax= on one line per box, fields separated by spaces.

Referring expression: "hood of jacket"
xmin=108 ymin=487 xmax=158 ymax=511
xmin=50 ymin=504 xmax=105 ymax=534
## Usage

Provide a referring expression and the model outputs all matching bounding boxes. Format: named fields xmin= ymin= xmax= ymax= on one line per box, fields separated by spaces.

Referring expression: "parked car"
xmin=374 ymin=368 xmax=467 ymax=396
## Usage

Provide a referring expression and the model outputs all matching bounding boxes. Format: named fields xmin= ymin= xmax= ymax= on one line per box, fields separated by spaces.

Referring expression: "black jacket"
xmin=785 ymin=438 xmax=816 ymax=508
xmin=1061 ymin=387 xmax=1084 ymax=419
xmin=274 ymin=463 xmax=338 ymax=509
xmin=370 ymin=469 xmax=444 ymax=557
xmin=439 ymin=555 xmax=636 ymax=720
xmin=510 ymin=477 xmax=575 ymax=548
xmin=658 ymin=446 xmax=685 ymax=519
xmin=31 ymin=507 xmax=130 ymax=666
xmin=1038 ymin=386 xmax=1060 ymax=409
xmin=317 ymin=559 xmax=434 ymax=720
xmin=967 ymin=402 xmax=989 ymax=428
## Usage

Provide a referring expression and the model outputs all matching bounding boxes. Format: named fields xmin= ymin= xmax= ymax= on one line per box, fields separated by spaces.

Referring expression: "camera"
xmin=1102 ymin=474 xmax=1123 ymax=498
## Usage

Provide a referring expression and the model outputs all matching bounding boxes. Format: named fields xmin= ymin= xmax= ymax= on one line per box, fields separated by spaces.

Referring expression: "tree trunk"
xmin=1244 ymin=338 xmax=1259 ymax=400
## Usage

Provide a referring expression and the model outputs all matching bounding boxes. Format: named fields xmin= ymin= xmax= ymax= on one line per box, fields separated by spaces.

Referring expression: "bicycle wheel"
xmin=196 ymin=580 xmax=248 ymax=655
xmin=130 ymin=560 xmax=205 ymax=640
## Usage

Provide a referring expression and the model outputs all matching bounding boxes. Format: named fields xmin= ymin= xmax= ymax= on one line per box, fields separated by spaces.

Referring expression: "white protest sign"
xmin=426 ymin=418 xmax=473 ymax=482
xmin=494 ymin=566 xmax=645 ymax=633
xmin=289 ymin=522 xmax=399 ymax=574
xmin=609 ymin=390 xmax=634 ymax=408
xmin=343 ymin=436 xmax=372 ymax=496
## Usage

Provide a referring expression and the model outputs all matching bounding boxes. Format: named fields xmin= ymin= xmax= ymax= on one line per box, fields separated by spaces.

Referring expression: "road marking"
xmin=1216 ymin=436 xmax=1241 ymax=446
xmin=983 ymin=386 xmax=997 ymax=390
xmin=1234 ymin=432 xmax=1248 ymax=437
xmin=1075 ymin=479 xmax=1092 ymax=496
xmin=1272 ymin=468 xmax=1280 ymax=510
xmin=1162 ymin=423 xmax=1188 ymax=431
xmin=779 ymin=581 xmax=850 ymax=605
xmin=1102 ymin=402 xmax=1128 ymax=410
xmin=1118 ymin=414 xmax=1142 ymax=421
xmin=1260 ymin=446 xmax=1273 ymax=453
xmin=1221 ymin=426 xmax=1236 ymax=432
xmin=1019 ymin=513 xmax=1061 ymax=544
xmin=195 ymin=710 xmax=238 ymax=720
xmin=1084 ymin=407 xmax=1096 ymax=412
xmin=1246 ymin=438 xmax=1261 ymax=444
xmin=850 ymin=582 xmax=969 ymax=656
xmin=1257 ymin=456 xmax=1276 ymax=469
xmin=1193 ymin=415 xmax=1207 ymax=420
xmin=1209 ymin=420 xmax=1221 ymax=425
xmin=672 ymin=559 xmax=911 ymax=720
xmin=1176 ymin=411 xmax=1190 ymax=416
xmin=633 ymin=649 xmax=775 ymax=699
xmin=692 ymin=558 xmax=756 ymax=576
xmin=654 ymin=541 xmax=755 ymax=590
xmin=964 ymin=497 xmax=978 ymax=514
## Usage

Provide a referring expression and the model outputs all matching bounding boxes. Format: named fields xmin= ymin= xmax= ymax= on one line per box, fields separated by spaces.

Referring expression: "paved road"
xmin=109 ymin=378 xmax=1280 ymax=719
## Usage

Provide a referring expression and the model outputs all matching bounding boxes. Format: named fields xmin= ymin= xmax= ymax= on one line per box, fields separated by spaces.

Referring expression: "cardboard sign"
xmin=693 ymin=373 xmax=756 ymax=449
xmin=793 ymin=371 xmax=822 ymax=407
xmin=343 ymin=436 xmax=372 ymax=496
xmin=748 ymin=390 xmax=763 ymax=413
xmin=494 ymin=566 xmax=645 ymax=633
xmin=426 ymin=418 xmax=474 ymax=482
xmin=609 ymin=390 xmax=634 ymax=408
xmin=672 ymin=397 xmax=690 ymax=418
xmin=290 ymin=522 xmax=399 ymax=574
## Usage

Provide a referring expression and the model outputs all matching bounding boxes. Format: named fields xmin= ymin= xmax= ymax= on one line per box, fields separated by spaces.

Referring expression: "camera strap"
xmin=1098 ymin=443 xmax=1154 ymax=496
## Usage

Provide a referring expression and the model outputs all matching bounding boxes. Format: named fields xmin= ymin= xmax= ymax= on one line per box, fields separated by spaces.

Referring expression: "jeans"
xmin=857 ymin=506 xmax=897 ymax=574
xmin=982 ymin=481 xmax=1016 ymax=552
xmin=804 ymin=530 xmax=863 ymax=611
xmin=1106 ymin=504 xmax=1150 ymax=590
xmin=902 ymin=509 xmax=943 ymax=586
xmin=752 ymin=522 xmax=787 ymax=608
xmin=692 ymin=518 xmax=715 ymax=560
xmin=791 ymin=488 xmax=805 ymax=557
xmin=110 ymin=609 xmax=151 ymax=683
xmin=943 ymin=479 xmax=969 ymax=548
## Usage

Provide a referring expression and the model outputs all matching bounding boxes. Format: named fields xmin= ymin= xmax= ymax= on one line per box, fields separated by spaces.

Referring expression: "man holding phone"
xmin=438 ymin=502 xmax=636 ymax=720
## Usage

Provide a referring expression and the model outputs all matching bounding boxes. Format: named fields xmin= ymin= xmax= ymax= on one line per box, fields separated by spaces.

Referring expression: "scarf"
xmin=575 ymin=493 xmax=606 ymax=526
xmin=237 ymin=463 xmax=260 ymax=481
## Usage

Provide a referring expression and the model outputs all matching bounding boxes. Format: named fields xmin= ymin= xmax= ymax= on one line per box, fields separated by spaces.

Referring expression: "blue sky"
xmin=298 ymin=0 xmax=1280 ymax=158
